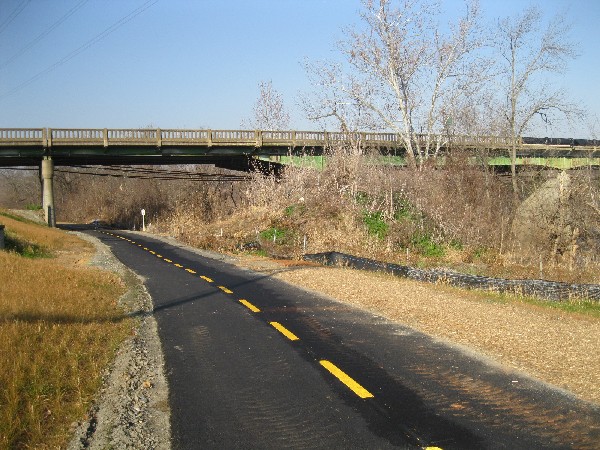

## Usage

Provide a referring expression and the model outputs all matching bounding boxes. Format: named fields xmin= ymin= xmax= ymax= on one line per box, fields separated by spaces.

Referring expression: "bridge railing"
xmin=51 ymin=129 xmax=104 ymax=146
xmin=107 ymin=129 xmax=157 ymax=145
xmin=0 ymin=127 xmax=549 ymax=150
xmin=211 ymin=130 xmax=257 ymax=144
xmin=0 ymin=128 xmax=44 ymax=144
xmin=161 ymin=129 xmax=210 ymax=144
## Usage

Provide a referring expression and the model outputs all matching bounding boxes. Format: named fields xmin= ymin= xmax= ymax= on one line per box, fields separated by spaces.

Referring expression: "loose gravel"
xmin=66 ymin=232 xmax=170 ymax=450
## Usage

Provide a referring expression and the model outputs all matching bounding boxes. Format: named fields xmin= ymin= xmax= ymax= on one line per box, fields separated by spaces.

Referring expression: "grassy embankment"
xmin=0 ymin=210 xmax=132 ymax=449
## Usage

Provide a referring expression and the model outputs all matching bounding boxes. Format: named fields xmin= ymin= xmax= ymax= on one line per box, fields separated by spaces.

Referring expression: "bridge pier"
xmin=41 ymin=157 xmax=56 ymax=227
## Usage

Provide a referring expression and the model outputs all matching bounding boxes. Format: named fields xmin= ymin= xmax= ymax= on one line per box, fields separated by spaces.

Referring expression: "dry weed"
xmin=147 ymin=152 xmax=600 ymax=283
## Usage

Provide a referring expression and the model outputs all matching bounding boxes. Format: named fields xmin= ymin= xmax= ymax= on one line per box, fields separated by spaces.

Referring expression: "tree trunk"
xmin=511 ymin=143 xmax=518 ymax=201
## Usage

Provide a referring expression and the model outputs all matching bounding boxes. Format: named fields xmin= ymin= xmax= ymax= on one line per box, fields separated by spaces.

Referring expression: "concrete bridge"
xmin=1 ymin=127 xmax=598 ymax=226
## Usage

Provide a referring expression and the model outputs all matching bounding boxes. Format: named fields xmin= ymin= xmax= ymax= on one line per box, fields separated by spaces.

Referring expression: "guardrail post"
xmin=256 ymin=130 xmax=263 ymax=147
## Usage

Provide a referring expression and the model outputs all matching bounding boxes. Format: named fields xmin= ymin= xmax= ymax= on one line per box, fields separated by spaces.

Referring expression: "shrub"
xmin=260 ymin=227 xmax=289 ymax=243
xmin=363 ymin=211 xmax=388 ymax=239
xmin=411 ymin=233 xmax=445 ymax=257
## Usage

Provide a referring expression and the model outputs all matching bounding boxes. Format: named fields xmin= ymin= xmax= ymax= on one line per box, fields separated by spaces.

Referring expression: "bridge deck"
xmin=0 ymin=128 xmax=598 ymax=168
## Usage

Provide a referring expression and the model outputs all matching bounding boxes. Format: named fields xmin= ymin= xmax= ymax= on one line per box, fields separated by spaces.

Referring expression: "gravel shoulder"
xmin=66 ymin=232 xmax=171 ymax=450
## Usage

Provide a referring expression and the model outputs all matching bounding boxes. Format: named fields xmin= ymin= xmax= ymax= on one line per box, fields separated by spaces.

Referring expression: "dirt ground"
xmin=233 ymin=255 xmax=600 ymax=406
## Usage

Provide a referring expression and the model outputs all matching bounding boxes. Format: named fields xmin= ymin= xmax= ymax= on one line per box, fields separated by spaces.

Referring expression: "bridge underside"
xmin=3 ymin=144 xmax=600 ymax=168
xmin=0 ymin=145 xmax=307 ymax=171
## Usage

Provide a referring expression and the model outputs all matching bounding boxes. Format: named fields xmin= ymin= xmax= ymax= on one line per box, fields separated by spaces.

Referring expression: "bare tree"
xmin=242 ymin=80 xmax=290 ymax=130
xmin=303 ymin=0 xmax=483 ymax=168
xmin=493 ymin=6 xmax=583 ymax=196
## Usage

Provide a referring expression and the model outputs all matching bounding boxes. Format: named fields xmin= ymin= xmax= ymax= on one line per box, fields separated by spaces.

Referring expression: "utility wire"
xmin=2 ymin=165 xmax=251 ymax=181
xmin=0 ymin=0 xmax=158 ymax=100
xmin=55 ymin=167 xmax=250 ymax=182
xmin=74 ymin=164 xmax=247 ymax=177
xmin=0 ymin=0 xmax=90 ymax=70
xmin=0 ymin=0 xmax=30 ymax=37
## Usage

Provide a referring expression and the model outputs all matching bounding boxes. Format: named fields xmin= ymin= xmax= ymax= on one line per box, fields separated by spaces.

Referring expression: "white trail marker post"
xmin=141 ymin=209 xmax=146 ymax=231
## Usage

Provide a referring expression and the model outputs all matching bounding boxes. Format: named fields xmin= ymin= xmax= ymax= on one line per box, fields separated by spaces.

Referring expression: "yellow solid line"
xmin=218 ymin=286 xmax=233 ymax=294
xmin=270 ymin=322 xmax=299 ymax=341
xmin=200 ymin=276 xmax=213 ymax=283
xmin=185 ymin=268 xmax=196 ymax=274
xmin=319 ymin=360 xmax=374 ymax=399
xmin=239 ymin=299 xmax=260 ymax=312
xmin=424 ymin=447 xmax=444 ymax=450
xmin=164 ymin=258 xmax=172 ymax=263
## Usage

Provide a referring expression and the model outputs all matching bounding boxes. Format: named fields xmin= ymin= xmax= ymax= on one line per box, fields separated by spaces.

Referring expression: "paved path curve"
xmin=90 ymin=230 xmax=600 ymax=449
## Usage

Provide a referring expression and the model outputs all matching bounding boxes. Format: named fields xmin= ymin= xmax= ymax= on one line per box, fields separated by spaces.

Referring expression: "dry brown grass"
xmin=0 ymin=213 xmax=131 ymax=449
xmin=0 ymin=211 xmax=91 ymax=257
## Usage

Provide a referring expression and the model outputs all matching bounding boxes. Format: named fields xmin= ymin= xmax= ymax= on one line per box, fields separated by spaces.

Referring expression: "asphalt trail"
xmin=89 ymin=230 xmax=600 ymax=449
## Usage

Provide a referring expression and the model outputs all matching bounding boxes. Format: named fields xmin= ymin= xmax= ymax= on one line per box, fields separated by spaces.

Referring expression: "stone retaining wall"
xmin=303 ymin=252 xmax=600 ymax=302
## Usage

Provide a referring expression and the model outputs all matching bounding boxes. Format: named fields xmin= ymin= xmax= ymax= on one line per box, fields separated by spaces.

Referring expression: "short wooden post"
xmin=0 ymin=224 xmax=5 ymax=249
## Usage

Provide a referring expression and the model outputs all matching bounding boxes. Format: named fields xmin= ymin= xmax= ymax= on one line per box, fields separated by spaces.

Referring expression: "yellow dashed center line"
xmin=319 ymin=360 xmax=374 ymax=399
xmin=239 ymin=299 xmax=260 ymax=312
xmin=270 ymin=322 xmax=299 ymax=341
xmin=106 ymin=234 xmax=384 ymax=406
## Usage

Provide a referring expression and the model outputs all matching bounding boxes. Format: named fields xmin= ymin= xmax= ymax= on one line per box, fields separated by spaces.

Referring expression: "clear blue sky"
xmin=0 ymin=0 xmax=598 ymax=137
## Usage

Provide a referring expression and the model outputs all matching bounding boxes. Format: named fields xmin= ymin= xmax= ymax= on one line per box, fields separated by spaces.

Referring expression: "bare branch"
xmin=242 ymin=80 xmax=290 ymax=130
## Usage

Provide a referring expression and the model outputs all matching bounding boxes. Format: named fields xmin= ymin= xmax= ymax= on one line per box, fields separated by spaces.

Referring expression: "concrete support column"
xmin=41 ymin=157 xmax=56 ymax=227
